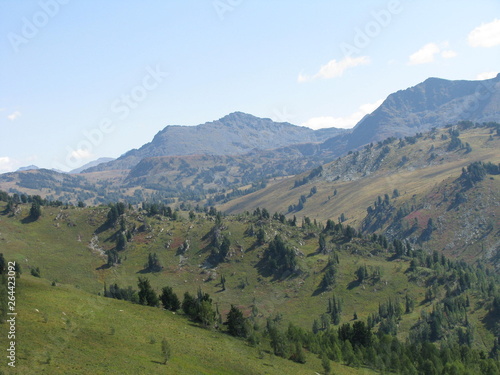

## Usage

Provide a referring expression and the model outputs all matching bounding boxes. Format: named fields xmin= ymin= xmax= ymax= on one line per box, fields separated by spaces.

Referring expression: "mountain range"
xmin=82 ymin=73 xmax=500 ymax=173
xmin=84 ymin=112 xmax=346 ymax=172
xmin=1 ymin=74 xmax=499 ymax=207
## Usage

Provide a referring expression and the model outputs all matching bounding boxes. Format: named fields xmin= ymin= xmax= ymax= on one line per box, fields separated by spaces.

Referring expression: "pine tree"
xmin=160 ymin=286 xmax=180 ymax=311
xmin=319 ymin=233 xmax=327 ymax=253
xmin=321 ymin=352 xmax=331 ymax=374
xmin=290 ymin=341 xmax=306 ymax=364
xmin=145 ymin=253 xmax=162 ymax=272
xmin=342 ymin=340 xmax=355 ymax=365
xmin=256 ymin=228 xmax=266 ymax=245
xmin=161 ymin=338 xmax=172 ymax=364
xmin=198 ymin=300 xmax=215 ymax=328
xmin=116 ymin=233 xmax=127 ymax=251
xmin=29 ymin=202 xmax=42 ymax=220
xmin=137 ymin=277 xmax=158 ymax=307
xmin=312 ymin=319 xmax=320 ymax=334
xmin=226 ymin=305 xmax=248 ymax=338
xmin=220 ymin=274 xmax=226 ymax=291
xmin=182 ymin=292 xmax=197 ymax=318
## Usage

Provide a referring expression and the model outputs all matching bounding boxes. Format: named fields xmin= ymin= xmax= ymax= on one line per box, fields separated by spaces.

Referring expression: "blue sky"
xmin=1 ymin=0 xmax=499 ymax=172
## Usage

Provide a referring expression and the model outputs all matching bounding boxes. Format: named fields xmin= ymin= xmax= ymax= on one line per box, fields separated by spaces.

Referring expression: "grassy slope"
xmin=220 ymin=127 xmax=500 ymax=226
xmin=1 ymin=204 xmax=423 ymax=333
xmin=5 ymin=276 xmax=374 ymax=375
xmin=219 ymin=126 xmax=500 ymax=264
xmin=0 ymin=202 xmax=495 ymax=356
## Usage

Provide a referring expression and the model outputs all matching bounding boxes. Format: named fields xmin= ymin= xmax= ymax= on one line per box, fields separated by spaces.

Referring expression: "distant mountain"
xmin=2 ymin=75 xmax=500 ymax=207
xmin=16 ymin=165 xmax=39 ymax=172
xmin=83 ymin=112 xmax=346 ymax=172
xmin=70 ymin=157 xmax=115 ymax=174
xmin=339 ymin=73 xmax=500 ymax=151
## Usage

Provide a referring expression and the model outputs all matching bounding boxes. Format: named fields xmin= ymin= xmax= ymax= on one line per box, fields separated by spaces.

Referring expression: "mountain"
xmin=329 ymin=74 xmax=500 ymax=152
xmin=83 ymin=112 xmax=346 ymax=172
xmin=86 ymin=75 xmax=500 ymax=174
xmin=16 ymin=165 xmax=40 ymax=172
xmin=69 ymin=157 xmax=115 ymax=174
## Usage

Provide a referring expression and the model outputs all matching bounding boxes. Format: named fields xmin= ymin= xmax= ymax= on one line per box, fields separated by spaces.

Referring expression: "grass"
xmin=0 ymin=201 xmax=494 ymax=347
xmin=6 ymin=275 xmax=374 ymax=375
xmin=0 ymin=124 xmax=499 ymax=373
xmin=221 ymin=126 xmax=500 ymax=226
xmin=220 ymin=126 xmax=500 ymax=263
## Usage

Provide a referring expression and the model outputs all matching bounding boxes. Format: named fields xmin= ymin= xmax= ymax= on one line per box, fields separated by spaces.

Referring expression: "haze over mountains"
xmin=345 ymin=74 xmax=500 ymax=149
xmin=83 ymin=112 xmax=346 ymax=172
xmin=1 ymin=74 xmax=499 ymax=206
xmin=82 ymin=74 xmax=500 ymax=173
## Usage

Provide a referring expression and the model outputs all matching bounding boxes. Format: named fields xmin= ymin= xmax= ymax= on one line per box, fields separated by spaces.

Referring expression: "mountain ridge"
xmin=344 ymin=73 xmax=500 ymax=150
xmin=84 ymin=112 xmax=346 ymax=172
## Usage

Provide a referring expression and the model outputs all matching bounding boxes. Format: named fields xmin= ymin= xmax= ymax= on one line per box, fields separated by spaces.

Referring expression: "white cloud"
xmin=70 ymin=149 xmax=93 ymax=160
xmin=476 ymin=71 xmax=498 ymax=80
xmin=298 ymin=56 xmax=370 ymax=82
xmin=0 ymin=157 xmax=14 ymax=173
xmin=302 ymin=116 xmax=339 ymax=130
xmin=7 ymin=111 xmax=21 ymax=121
xmin=408 ymin=42 xmax=457 ymax=65
xmin=441 ymin=50 xmax=457 ymax=59
xmin=468 ymin=19 xmax=500 ymax=47
xmin=408 ymin=43 xmax=440 ymax=65
xmin=302 ymin=99 xmax=383 ymax=130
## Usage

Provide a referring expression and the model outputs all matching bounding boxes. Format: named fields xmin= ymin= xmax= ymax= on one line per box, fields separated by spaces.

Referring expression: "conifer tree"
xmin=226 ymin=305 xmax=248 ymax=338
xmin=161 ymin=338 xmax=172 ymax=364
xmin=137 ymin=277 xmax=158 ymax=307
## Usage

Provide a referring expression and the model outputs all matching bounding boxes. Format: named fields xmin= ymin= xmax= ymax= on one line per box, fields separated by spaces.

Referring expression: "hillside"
xmin=221 ymin=122 xmax=500 ymax=267
xmin=12 ymin=276 xmax=362 ymax=375
xmin=0 ymin=145 xmax=339 ymax=207
xmin=1 ymin=197 xmax=499 ymax=374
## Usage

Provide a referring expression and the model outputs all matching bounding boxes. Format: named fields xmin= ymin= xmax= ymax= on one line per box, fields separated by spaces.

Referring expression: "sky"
xmin=1 ymin=0 xmax=499 ymax=172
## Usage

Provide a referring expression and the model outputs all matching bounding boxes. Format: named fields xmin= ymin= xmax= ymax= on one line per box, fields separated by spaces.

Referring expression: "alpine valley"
xmin=1 ymin=75 xmax=500 ymax=375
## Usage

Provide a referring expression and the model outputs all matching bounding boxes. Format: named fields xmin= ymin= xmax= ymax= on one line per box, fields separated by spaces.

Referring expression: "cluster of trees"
xmin=460 ymin=161 xmax=500 ymax=187
xmin=1 ymin=191 xmax=65 ymax=221
xmin=447 ymin=128 xmax=464 ymax=151
xmin=363 ymin=193 xmax=395 ymax=232
xmin=141 ymin=202 xmax=178 ymax=220
xmin=106 ymin=202 xmax=127 ymax=226
xmin=323 ymin=219 xmax=357 ymax=241
xmin=104 ymin=277 xmax=250 ymax=337
xmin=143 ymin=253 xmax=162 ymax=273
xmin=92 ymin=196 xmax=500 ymax=374
xmin=263 ymin=235 xmax=298 ymax=278
xmin=287 ymin=187 xmax=318 ymax=213
xmin=293 ymin=166 xmax=323 ymax=188
xmin=207 ymin=180 xmax=267 ymax=206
